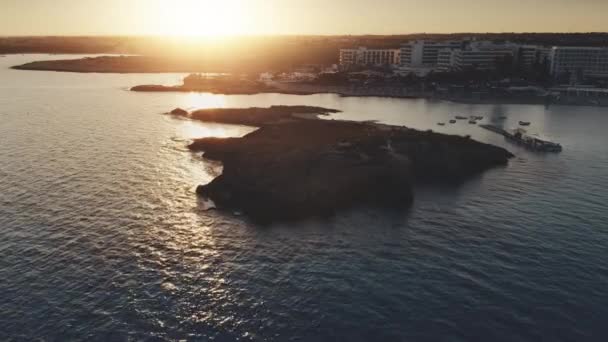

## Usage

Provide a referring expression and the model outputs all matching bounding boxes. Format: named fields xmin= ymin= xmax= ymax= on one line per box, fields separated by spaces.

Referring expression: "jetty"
xmin=479 ymin=124 xmax=562 ymax=152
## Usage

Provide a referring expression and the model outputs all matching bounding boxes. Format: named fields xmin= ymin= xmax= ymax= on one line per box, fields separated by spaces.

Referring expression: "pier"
xmin=480 ymin=124 xmax=562 ymax=152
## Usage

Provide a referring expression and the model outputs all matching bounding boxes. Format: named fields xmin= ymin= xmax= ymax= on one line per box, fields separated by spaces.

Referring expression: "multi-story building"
xmin=341 ymin=41 xmax=608 ymax=80
xmin=453 ymin=42 xmax=515 ymax=70
xmin=432 ymin=41 xmax=517 ymax=71
xmin=339 ymin=47 xmax=401 ymax=67
xmin=437 ymin=48 xmax=456 ymax=70
xmin=549 ymin=47 xmax=608 ymax=80
xmin=401 ymin=40 xmax=553 ymax=73
xmin=400 ymin=40 xmax=463 ymax=67
xmin=516 ymin=45 xmax=551 ymax=68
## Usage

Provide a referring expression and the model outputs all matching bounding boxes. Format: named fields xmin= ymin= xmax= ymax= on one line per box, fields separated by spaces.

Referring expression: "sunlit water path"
xmin=1 ymin=55 xmax=607 ymax=341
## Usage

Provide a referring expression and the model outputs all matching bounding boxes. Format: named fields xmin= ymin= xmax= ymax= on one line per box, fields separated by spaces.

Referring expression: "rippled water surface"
xmin=1 ymin=55 xmax=608 ymax=341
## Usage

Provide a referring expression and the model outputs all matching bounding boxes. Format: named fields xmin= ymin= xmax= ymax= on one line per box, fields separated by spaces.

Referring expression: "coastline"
xmin=134 ymin=84 xmax=608 ymax=107
xmin=13 ymin=56 xmax=608 ymax=107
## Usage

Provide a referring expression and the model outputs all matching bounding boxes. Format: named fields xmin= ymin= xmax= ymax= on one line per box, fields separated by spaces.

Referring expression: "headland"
xmin=174 ymin=105 xmax=514 ymax=222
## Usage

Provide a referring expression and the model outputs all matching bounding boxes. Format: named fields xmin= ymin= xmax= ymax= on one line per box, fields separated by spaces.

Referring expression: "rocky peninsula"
xmin=11 ymin=56 xmax=188 ymax=73
xmin=132 ymin=74 xmax=279 ymax=95
xmin=175 ymin=106 xmax=513 ymax=222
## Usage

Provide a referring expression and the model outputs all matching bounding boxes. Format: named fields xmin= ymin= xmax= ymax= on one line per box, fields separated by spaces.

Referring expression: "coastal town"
xmin=270 ymin=38 xmax=608 ymax=106
xmin=7 ymin=34 xmax=608 ymax=107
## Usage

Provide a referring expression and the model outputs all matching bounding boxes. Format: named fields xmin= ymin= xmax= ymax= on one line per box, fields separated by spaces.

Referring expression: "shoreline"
xmin=133 ymin=84 xmax=608 ymax=108
xmin=12 ymin=56 xmax=608 ymax=107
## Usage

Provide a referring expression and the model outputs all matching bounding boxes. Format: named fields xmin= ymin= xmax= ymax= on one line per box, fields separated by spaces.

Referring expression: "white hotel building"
xmin=448 ymin=41 xmax=517 ymax=71
xmin=399 ymin=40 xmax=519 ymax=72
xmin=549 ymin=47 xmax=608 ymax=80
xmin=339 ymin=47 xmax=401 ymax=67
xmin=340 ymin=41 xmax=608 ymax=81
xmin=402 ymin=40 xmax=550 ymax=72
xmin=400 ymin=40 xmax=463 ymax=67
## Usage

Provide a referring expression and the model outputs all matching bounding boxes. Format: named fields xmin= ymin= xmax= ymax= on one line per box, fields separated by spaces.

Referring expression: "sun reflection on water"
xmin=178 ymin=121 xmax=256 ymax=140
xmin=182 ymin=92 xmax=228 ymax=111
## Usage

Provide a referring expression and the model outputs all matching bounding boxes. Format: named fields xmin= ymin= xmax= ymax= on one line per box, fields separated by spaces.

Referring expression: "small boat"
xmin=455 ymin=116 xmax=468 ymax=120
xmin=449 ymin=120 xmax=457 ymax=124
xmin=519 ymin=121 xmax=531 ymax=126
xmin=469 ymin=120 xmax=477 ymax=124
xmin=475 ymin=116 xmax=484 ymax=120
xmin=437 ymin=122 xmax=446 ymax=126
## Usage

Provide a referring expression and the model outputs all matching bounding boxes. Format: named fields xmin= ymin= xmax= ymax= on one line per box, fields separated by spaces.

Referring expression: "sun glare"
xmin=156 ymin=0 xmax=245 ymax=37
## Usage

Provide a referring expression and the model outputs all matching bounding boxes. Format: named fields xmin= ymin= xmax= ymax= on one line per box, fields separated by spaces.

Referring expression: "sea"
xmin=1 ymin=55 xmax=607 ymax=341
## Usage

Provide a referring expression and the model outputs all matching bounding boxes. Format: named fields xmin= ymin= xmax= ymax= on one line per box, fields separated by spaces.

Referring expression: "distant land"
xmin=4 ymin=33 xmax=608 ymax=73
xmin=12 ymin=56 xmax=228 ymax=73
xmin=10 ymin=33 xmax=608 ymax=107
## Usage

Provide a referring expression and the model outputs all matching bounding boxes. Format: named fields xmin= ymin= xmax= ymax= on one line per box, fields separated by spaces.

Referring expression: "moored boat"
xmin=479 ymin=124 xmax=562 ymax=152
xmin=519 ymin=121 xmax=531 ymax=126
xmin=506 ymin=129 xmax=562 ymax=152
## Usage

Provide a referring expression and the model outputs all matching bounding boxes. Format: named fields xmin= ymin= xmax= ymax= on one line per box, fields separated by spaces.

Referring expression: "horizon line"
xmin=2 ymin=31 xmax=608 ymax=39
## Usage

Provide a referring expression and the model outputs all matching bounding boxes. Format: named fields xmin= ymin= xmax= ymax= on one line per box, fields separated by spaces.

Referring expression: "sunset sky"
xmin=1 ymin=0 xmax=607 ymax=36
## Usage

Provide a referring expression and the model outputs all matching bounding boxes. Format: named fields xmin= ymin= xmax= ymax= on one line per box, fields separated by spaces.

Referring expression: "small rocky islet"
xmin=172 ymin=105 xmax=513 ymax=222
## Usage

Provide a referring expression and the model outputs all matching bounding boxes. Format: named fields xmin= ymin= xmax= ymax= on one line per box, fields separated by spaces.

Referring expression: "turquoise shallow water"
xmin=1 ymin=55 xmax=608 ymax=341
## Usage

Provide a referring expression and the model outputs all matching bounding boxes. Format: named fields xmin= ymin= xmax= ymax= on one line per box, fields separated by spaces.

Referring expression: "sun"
xmin=157 ymin=0 xmax=245 ymax=37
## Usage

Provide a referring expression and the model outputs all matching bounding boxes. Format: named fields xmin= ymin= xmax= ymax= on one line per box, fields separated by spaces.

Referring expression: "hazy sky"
xmin=1 ymin=0 xmax=608 ymax=36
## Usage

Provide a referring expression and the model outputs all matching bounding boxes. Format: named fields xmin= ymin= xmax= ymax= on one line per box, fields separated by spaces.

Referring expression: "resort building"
xmin=549 ymin=47 xmax=608 ymax=80
xmin=340 ymin=41 xmax=608 ymax=79
xmin=400 ymin=40 xmax=463 ymax=67
xmin=449 ymin=41 xmax=516 ymax=70
xmin=339 ymin=47 xmax=401 ymax=67
xmin=399 ymin=40 xmax=536 ymax=72
xmin=516 ymin=45 xmax=551 ymax=68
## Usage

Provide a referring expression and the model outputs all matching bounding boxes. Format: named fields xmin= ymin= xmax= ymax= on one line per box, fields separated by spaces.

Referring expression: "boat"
xmin=449 ymin=120 xmax=457 ymax=124
xmin=455 ymin=116 xmax=468 ymax=120
xmin=479 ymin=124 xmax=562 ymax=152
xmin=468 ymin=120 xmax=477 ymax=124
xmin=475 ymin=116 xmax=484 ymax=120
xmin=519 ymin=121 xmax=531 ymax=126
xmin=506 ymin=129 xmax=562 ymax=152
xmin=437 ymin=122 xmax=446 ymax=126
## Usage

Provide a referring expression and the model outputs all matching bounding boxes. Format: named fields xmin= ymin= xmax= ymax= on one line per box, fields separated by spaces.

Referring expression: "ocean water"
xmin=1 ymin=55 xmax=607 ymax=341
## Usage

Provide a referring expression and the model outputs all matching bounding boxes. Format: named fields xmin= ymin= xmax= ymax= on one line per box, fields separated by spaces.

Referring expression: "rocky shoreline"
xmin=174 ymin=106 xmax=514 ymax=222
xmin=131 ymin=84 xmax=285 ymax=96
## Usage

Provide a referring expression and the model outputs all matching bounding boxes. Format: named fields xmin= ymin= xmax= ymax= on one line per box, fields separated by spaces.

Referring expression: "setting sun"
xmin=155 ymin=0 xmax=246 ymax=37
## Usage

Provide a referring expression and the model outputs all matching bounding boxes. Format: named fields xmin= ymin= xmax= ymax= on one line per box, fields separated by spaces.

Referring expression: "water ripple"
xmin=1 ymin=55 xmax=608 ymax=341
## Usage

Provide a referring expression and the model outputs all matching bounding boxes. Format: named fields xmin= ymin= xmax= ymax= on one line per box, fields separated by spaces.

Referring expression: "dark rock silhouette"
xmin=177 ymin=106 xmax=513 ymax=222
xmin=170 ymin=108 xmax=188 ymax=116
xmin=132 ymin=74 xmax=279 ymax=95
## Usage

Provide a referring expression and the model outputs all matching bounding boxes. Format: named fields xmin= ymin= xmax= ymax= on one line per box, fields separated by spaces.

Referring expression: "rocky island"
xmin=174 ymin=106 xmax=513 ymax=222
